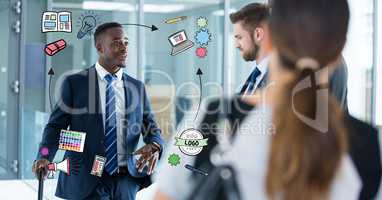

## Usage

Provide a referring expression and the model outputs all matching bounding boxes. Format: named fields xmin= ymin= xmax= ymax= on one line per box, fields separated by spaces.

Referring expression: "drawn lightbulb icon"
xmin=77 ymin=15 xmax=96 ymax=39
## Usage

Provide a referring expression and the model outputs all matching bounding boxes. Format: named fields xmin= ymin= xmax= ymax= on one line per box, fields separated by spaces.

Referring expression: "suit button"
xmin=100 ymin=140 xmax=104 ymax=144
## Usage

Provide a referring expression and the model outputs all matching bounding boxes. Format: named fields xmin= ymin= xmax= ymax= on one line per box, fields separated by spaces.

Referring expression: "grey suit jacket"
xmin=329 ymin=57 xmax=348 ymax=111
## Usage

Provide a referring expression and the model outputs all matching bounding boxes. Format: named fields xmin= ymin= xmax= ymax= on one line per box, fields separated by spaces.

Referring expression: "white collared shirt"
xmin=244 ymin=56 xmax=269 ymax=96
xmin=95 ymin=62 xmax=127 ymax=166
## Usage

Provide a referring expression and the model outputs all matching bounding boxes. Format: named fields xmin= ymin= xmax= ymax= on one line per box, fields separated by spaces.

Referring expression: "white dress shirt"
xmin=95 ymin=62 xmax=127 ymax=166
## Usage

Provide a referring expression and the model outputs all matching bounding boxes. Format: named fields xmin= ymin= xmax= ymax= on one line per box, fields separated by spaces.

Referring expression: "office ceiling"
xmin=51 ymin=0 xmax=224 ymax=13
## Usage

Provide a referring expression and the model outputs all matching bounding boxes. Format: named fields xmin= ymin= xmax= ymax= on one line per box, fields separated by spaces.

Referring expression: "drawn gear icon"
xmin=196 ymin=17 xmax=208 ymax=28
xmin=168 ymin=153 xmax=181 ymax=166
xmin=195 ymin=28 xmax=211 ymax=47
xmin=196 ymin=47 xmax=207 ymax=58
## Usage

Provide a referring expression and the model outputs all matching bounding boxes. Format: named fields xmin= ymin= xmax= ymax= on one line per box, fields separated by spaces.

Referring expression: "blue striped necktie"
xmin=104 ymin=74 xmax=118 ymax=175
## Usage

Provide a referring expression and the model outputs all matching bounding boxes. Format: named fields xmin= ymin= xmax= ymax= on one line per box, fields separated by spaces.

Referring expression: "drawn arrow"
xmin=48 ymin=68 xmax=55 ymax=110
xmin=120 ymin=23 xmax=159 ymax=31
xmin=194 ymin=68 xmax=203 ymax=121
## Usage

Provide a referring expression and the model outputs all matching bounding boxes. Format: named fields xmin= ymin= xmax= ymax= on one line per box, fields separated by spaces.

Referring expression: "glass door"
xmin=0 ymin=0 xmax=21 ymax=179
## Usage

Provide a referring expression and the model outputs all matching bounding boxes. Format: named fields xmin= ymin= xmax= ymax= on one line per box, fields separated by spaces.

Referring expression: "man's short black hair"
xmin=229 ymin=3 xmax=270 ymax=33
xmin=94 ymin=22 xmax=122 ymax=45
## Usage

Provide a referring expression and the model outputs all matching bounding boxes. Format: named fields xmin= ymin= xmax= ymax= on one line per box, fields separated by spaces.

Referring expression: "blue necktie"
xmin=246 ymin=67 xmax=261 ymax=95
xmin=104 ymin=74 xmax=118 ymax=175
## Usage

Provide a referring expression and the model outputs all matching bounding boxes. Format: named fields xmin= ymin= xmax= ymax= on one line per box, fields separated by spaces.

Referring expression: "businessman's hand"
xmin=32 ymin=159 xmax=50 ymax=180
xmin=134 ymin=143 xmax=160 ymax=175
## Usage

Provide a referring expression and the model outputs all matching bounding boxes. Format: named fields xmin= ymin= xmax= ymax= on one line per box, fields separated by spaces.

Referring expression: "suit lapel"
xmin=239 ymin=69 xmax=269 ymax=95
xmin=258 ymin=71 xmax=268 ymax=89
xmin=87 ymin=67 xmax=105 ymax=136
xmin=239 ymin=73 xmax=253 ymax=94
xmin=122 ymin=73 xmax=132 ymax=119
xmin=122 ymin=74 xmax=134 ymax=153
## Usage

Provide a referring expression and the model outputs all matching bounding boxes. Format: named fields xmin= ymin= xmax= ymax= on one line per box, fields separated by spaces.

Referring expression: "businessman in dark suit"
xmin=32 ymin=22 xmax=164 ymax=200
xmin=230 ymin=3 xmax=271 ymax=95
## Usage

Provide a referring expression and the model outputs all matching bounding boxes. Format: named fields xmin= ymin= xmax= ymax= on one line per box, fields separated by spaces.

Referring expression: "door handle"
xmin=10 ymin=80 xmax=19 ymax=94
xmin=13 ymin=1 xmax=21 ymax=14
xmin=10 ymin=160 xmax=18 ymax=173
xmin=12 ymin=20 xmax=21 ymax=34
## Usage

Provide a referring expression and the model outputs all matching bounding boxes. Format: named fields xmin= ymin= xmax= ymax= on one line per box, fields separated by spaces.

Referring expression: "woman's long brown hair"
xmin=266 ymin=0 xmax=350 ymax=199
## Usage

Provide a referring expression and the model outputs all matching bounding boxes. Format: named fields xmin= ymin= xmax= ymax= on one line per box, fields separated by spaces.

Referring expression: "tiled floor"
xmin=0 ymin=179 xmax=157 ymax=200
xmin=1 ymin=179 xmax=382 ymax=199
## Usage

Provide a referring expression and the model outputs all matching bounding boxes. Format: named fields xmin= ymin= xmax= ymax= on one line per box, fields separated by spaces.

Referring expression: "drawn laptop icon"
xmin=168 ymin=30 xmax=194 ymax=56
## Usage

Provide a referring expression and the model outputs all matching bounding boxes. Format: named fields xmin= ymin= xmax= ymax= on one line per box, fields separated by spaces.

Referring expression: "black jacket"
xmin=345 ymin=114 xmax=382 ymax=199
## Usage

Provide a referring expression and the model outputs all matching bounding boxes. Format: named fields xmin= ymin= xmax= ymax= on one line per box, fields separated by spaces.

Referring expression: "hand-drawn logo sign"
xmin=175 ymin=128 xmax=208 ymax=156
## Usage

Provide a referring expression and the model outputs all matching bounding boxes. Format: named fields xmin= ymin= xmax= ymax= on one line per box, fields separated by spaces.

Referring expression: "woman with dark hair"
xmin=153 ymin=0 xmax=361 ymax=199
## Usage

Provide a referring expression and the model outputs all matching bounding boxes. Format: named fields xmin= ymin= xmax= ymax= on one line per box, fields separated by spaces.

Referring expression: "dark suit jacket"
xmin=37 ymin=66 xmax=164 ymax=199
xmin=345 ymin=114 xmax=382 ymax=200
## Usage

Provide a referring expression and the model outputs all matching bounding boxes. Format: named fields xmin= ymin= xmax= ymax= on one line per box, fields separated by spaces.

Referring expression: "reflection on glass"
xmin=0 ymin=0 xmax=9 ymax=177
xmin=344 ymin=0 xmax=374 ymax=121
xmin=375 ymin=0 xmax=382 ymax=125
xmin=143 ymin=0 xmax=224 ymax=139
